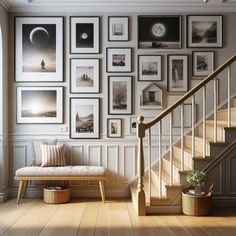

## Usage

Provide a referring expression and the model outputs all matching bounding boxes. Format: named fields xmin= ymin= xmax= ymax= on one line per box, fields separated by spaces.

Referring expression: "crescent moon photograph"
xmin=22 ymin=24 xmax=56 ymax=73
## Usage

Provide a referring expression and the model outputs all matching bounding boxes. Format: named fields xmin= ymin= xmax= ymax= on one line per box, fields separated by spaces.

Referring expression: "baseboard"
xmin=213 ymin=197 xmax=236 ymax=207
xmin=0 ymin=189 xmax=10 ymax=202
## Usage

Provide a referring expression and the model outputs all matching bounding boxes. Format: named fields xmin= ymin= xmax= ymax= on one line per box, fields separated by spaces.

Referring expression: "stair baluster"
xmin=180 ymin=104 xmax=184 ymax=171
xmin=214 ymin=78 xmax=218 ymax=142
xmin=228 ymin=66 xmax=231 ymax=127
xmin=169 ymin=112 xmax=173 ymax=186
xmin=203 ymin=86 xmax=206 ymax=158
xmin=148 ymin=128 xmax=151 ymax=203
xmin=158 ymin=121 xmax=162 ymax=197
xmin=191 ymin=95 xmax=195 ymax=167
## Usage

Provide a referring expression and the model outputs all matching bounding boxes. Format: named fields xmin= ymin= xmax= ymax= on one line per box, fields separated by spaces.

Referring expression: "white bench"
xmin=15 ymin=165 xmax=106 ymax=204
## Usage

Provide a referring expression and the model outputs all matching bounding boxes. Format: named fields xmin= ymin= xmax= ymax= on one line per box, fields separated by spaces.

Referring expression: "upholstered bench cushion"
xmin=15 ymin=166 xmax=106 ymax=177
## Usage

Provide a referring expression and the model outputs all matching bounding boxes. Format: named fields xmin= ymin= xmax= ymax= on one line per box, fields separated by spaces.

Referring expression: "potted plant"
xmin=186 ymin=170 xmax=208 ymax=195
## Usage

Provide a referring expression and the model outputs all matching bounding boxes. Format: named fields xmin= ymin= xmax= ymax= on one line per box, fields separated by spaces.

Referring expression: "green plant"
xmin=186 ymin=170 xmax=208 ymax=187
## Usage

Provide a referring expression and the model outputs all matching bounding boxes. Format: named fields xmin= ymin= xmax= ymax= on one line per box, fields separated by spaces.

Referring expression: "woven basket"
xmin=182 ymin=190 xmax=212 ymax=216
xmin=44 ymin=187 xmax=71 ymax=204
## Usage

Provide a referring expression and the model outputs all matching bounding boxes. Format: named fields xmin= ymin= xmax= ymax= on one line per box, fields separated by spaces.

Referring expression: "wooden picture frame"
xmin=107 ymin=118 xmax=122 ymax=138
xmin=15 ymin=16 xmax=64 ymax=82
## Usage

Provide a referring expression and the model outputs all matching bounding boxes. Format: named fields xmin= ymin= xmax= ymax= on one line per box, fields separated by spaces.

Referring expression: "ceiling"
xmin=1 ymin=0 xmax=236 ymax=12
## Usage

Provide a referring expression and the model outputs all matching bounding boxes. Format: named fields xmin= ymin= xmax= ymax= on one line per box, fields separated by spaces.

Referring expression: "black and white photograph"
xmin=70 ymin=58 xmax=99 ymax=93
xmin=108 ymin=76 xmax=132 ymax=115
xmin=140 ymin=83 xmax=163 ymax=109
xmin=168 ymin=55 xmax=188 ymax=93
xmin=138 ymin=15 xmax=182 ymax=49
xmin=70 ymin=98 xmax=100 ymax=139
xmin=107 ymin=48 xmax=132 ymax=73
xmin=108 ymin=16 xmax=129 ymax=41
xmin=15 ymin=17 xmax=63 ymax=82
xmin=70 ymin=17 xmax=100 ymax=54
xmin=107 ymin=118 xmax=122 ymax=138
xmin=192 ymin=51 xmax=214 ymax=77
xmin=187 ymin=15 xmax=223 ymax=48
xmin=17 ymin=87 xmax=63 ymax=123
xmin=138 ymin=55 xmax=162 ymax=81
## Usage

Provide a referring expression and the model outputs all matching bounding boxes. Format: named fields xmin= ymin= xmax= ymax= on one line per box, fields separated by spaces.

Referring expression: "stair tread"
xmin=185 ymin=134 xmax=213 ymax=143
xmin=174 ymin=144 xmax=202 ymax=157
xmin=217 ymin=107 xmax=236 ymax=113
xmin=163 ymin=154 xmax=190 ymax=171
xmin=206 ymin=120 xmax=236 ymax=127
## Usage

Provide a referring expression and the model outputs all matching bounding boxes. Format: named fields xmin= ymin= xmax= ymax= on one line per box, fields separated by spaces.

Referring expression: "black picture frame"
xmin=107 ymin=118 xmax=122 ymax=138
xmin=187 ymin=15 xmax=223 ymax=48
xmin=138 ymin=15 xmax=182 ymax=49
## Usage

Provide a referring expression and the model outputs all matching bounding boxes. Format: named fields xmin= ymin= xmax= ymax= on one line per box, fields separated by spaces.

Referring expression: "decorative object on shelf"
xmin=70 ymin=16 xmax=100 ymax=54
xmin=70 ymin=97 xmax=100 ymax=139
xmin=15 ymin=16 xmax=64 ymax=82
xmin=187 ymin=15 xmax=223 ymax=48
xmin=167 ymin=54 xmax=188 ymax=93
xmin=17 ymin=86 xmax=63 ymax=124
xmin=140 ymin=83 xmax=163 ymax=109
xmin=138 ymin=15 xmax=182 ymax=49
xmin=186 ymin=170 xmax=208 ymax=195
xmin=192 ymin=51 xmax=214 ymax=77
xmin=108 ymin=16 xmax=129 ymax=41
xmin=70 ymin=58 xmax=100 ymax=93
xmin=108 ymin=76 xmax=132 ymax=115
xmin=107 ymin=118 xmax=122 ymax=138
xmin=138 ymin=55 xmax=162 ymax=81
xmin=106 ymin=47 xmax=132 ymax=73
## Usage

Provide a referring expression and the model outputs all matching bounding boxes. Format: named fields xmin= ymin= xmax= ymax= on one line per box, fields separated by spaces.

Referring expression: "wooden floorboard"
xmin=0 ymin=199 xmax=236 ymax=236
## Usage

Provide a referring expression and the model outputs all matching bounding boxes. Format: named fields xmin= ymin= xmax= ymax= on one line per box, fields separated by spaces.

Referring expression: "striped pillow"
xmin=40 ymin=144 xmax=66 ymax=167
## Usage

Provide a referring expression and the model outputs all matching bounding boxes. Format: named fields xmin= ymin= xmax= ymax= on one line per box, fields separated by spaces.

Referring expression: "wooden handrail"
xmin=143 ymin=53 xmax=236 ymax=130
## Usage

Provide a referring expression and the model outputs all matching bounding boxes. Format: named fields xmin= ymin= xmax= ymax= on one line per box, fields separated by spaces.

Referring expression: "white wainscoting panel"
xmin=123 ymin=145 xmax=136 ymax=184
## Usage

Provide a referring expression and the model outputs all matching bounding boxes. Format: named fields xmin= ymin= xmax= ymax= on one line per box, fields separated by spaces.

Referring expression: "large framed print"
xmin=187 ymin=15 xmax=223 ymax=48
xmin=15 ymin=17 xmax=64 ymax=82
xmin=70 ymin=98 xmax=100 ymax=139
xmin=138 ymin=15 xmax=182 ymax=49
xmin=108 ymin=16 xmax=129 ymax=41
xmin=107 ymin=118 xmax=122 ymax=138
xmin=106 ymin=48 xmax=132 ymax=73
xmin=167 ymin=55 xmax=188 ymax=93
xmin=138 ymin=55 xmax=162 ymax=81
xmin=70 ymin=16 xmax=100 ymax=54
xmin=108 ymin=76 xmax=132 ymax=115
xmin=17 ymin=86 xmax=63 ymax=124
xmin=70 ymin=58 xmax=99 ymax=93
xmin=192 ymin=51 xmax=214 ymax=77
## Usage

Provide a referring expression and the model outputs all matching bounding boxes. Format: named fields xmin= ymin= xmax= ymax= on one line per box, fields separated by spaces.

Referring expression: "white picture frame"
xmin=107 ymin=118 xmax=122 ymax=138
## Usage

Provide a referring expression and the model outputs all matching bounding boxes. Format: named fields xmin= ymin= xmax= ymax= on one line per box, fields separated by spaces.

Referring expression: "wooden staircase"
xmin=130 ymin=54 xmax=236 ymax=216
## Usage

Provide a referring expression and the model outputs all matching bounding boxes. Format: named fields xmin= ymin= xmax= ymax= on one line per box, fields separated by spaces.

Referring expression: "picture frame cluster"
xmin=14 ymin=14 xmax=223 ymax=139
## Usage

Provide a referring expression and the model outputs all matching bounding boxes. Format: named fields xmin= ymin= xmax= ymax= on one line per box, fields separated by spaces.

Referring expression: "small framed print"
xmin=138 ymin=15 xmax=182 ymax=49
xmin=106 ymin=47 xmax=132 ymax=73
xmin=108 ymin=76 xmax=132 ymax=115
xmin=167 ymin=55 xmax=188 ymax=93
xmin=70 ymin=58 xmax=99 ymax=93
xmin=130 ymin=117 xmax=137 ymax=134
xmin=70 ymin=16 xmax=100 ymax=54
xmin=107 ymin=118 xmax=122 ymax=138
xmin=70 ymin=98 xmax=100 ymax=139
xmin=187 ymin=15 xmax=223 ymax=48
xmin=108 ymin=16 xmax=129 ymax=41
xmin=138 ymin=55 xmax=162 ymax=81
xmin=192 ymin=51 xmax=214 ymax=77
xmin=15 ymin=16 xmax=64 ymax=82
xmin=17 ymin=86 xmax=63 ymax=124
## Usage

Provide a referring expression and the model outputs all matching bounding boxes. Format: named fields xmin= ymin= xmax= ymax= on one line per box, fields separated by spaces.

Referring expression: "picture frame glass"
xmin=70 ymin=98 xmax=100 ymax=139
xmin=109 ymin=17 xmax=129 ymax=41
xmin=107 ymin=119 xmax=122 ymax=137
xmin=70 ymin=58 xmax=99 ymax=93
xmin=15 ymin=17 xmax=63 ymax=82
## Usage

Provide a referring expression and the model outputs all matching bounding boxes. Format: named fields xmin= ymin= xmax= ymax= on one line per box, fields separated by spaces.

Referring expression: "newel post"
xmin=136 ymin=116 xmax=146 ymax=216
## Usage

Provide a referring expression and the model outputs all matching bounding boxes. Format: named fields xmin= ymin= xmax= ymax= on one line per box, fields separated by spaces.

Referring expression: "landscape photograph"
xmin=142 ymin=62 xmax=158 ymax=75
xmin=172 ymin=59 xmax=184 ymax=88
xmin=112 ymin=54 xmax=126 ymax=67
xmin=112 ymin=81 xmax=127 ymax=110
xmin=76 ymin=66 xmax=94 ymax=88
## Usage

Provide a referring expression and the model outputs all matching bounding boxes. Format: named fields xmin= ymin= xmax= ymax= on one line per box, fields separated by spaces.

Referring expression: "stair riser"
xmin=197 ymin=124 xmax=224 ymax=141
xmin=185 ymin=136 xmax=210 ymax=156
xmin=162 ymin=158 xmax=180 ymax=183
xmin=217 ymin=110 xmax=236 ymax=120
xmin=173 ymin=147 xmax=193 ymax=170
xmin=151 ymin=170 xmax=167 ymax=196
xmin=224 ymin=128 xmax=236 ymax=143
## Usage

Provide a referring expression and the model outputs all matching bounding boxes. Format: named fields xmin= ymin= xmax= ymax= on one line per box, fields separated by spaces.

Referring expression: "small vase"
xmin=194 ymin=185 xmax=202 ymax=195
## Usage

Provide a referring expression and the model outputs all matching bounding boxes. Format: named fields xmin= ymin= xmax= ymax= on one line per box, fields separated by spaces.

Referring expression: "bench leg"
xmin=99 ymin=180 xmax=105 ymax=203
xmin=22 ymin=180 xmax=29 ymax=199
xmin=16 ymin=180 xmax=25 ymax=204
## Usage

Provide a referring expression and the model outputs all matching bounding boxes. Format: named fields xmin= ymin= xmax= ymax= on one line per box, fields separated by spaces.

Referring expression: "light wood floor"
xmin=0 ymin=199 xmax=236 ymax=236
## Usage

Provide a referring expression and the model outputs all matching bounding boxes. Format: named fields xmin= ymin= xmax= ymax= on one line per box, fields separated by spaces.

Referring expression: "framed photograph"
xmin=107 ymin=118 xmax=122 ymax=138
xmin=167 ymin=55 xmax=188 ymax=93
xmin=138 ymin=55 xmax=162 ymax=81
xmin=17 ymin=87 xmax=63 ymax=124
xmin=15 ymin=16 xmax=63 ymax=82
xmin=138 ymin=15 xmax=182 ymax=49
xmin=130 ymin=116 xmax=155 ymax=134
xmin=108 ymin=76 xmax=132 ymax=115
xmin=187 ymin=15 xmax=223 ymax=48
xmin=140 ymin=83 xmax=163 ymax=109
xmin=106 ymin=48 xmax=132 ymax=73
xmin=70 ymin=16 xmax=100 ymax=54
xmin=70 ymin=58 xmax=99 ymax=93
xmin=70 ymin=98 xmax=100 ymax=139
xmin=108 ymin=16 xmax=129 ymax=41
xmin=192 ymin=51 xmax=214 ymax=77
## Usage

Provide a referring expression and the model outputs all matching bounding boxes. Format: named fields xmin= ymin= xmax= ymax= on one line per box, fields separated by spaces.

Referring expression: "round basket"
xmin=182 ymin=190 xmax=212 ymax=216
xmin=44 ymin=186 xmax=71 ymax=204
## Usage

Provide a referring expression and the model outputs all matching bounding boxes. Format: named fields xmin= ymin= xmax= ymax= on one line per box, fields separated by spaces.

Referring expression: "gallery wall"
xmin=4 ymin=11 xmax=236 ymax=199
